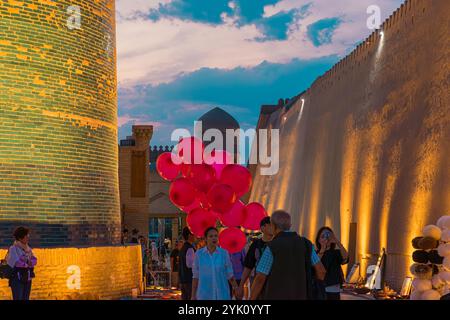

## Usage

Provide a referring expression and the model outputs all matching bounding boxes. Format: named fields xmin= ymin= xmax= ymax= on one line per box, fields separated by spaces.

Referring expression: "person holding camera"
xmin=315 ymin=227 xmax=349 ymax=300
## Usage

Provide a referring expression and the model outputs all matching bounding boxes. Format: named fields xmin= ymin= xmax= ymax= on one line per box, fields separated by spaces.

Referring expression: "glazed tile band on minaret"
xmin=0 ymin=0 xmax=120 ymax=247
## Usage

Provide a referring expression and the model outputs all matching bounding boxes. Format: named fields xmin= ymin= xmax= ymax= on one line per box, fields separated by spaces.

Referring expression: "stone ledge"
xmin=0 ymin=245 xmax=142 ymax=300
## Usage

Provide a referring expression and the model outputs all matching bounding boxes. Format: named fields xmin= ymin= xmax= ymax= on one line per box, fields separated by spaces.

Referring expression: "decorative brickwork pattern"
xmin=149 ymin=145 xmax=174 ymax=171
xmin=0 ymin=245 xmax=142 ymax=300
xmin=0 ymin=0 xmax=120 ymax=246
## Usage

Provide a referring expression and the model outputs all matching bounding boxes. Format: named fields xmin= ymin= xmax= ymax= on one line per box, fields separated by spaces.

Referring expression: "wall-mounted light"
xmin=297 ymin=98 xmax=306 ymax=122
xmin=375 ymin=30 xmax=385 ymax=60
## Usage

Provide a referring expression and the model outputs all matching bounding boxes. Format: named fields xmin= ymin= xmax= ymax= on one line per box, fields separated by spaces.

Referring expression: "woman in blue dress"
xmin=191 ymin=227 xmax=239 ymax=300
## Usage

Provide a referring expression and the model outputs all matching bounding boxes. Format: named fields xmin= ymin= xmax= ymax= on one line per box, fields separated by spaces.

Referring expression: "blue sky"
xmin=116 ymin=0 xmax=404 ymax=145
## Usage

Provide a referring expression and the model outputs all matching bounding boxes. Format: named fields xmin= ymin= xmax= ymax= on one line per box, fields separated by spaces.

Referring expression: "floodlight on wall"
xmin=297 ymin=98 xmax=306 ymax=122
xmin=375 ymin=30 xmax=385 ymax=62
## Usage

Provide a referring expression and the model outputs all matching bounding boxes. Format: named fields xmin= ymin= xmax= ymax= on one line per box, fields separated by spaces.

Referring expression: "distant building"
xmin=119 ymin=108 xmax=242 ymax=245
xmin=119 ymin=125 xmax=155 ymax=240
xmin=198 ymin=107 xmax=241 ymax=165
xmin=199 ymin=107 xmax=240 ymax=148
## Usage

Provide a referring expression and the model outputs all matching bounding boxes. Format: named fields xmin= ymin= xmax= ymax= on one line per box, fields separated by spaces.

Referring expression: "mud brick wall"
xmin=0 ymin=245 xmax=142 ymax=300
xmin=250 ymin=0 xmax=450 ymax=290
xmin=0 ymin=1 xmax=120 ymax=246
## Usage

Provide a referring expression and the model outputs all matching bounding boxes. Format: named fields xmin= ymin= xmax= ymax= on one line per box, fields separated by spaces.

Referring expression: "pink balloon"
xmin=156 ymin=152 xmax=181 ymax=181
xmin=169 ymin=178 xmax=196 ymax=207
xmin=185 ymin=164 xmax=217 ymax=193
xmin=180 ymin=192 xmax=211 ymax=212
xmin=180 ymin=163 xmax=192 ymax=178
xmin=179 ymin=198 xmax=201 ymax=214
xmin=207 ymin=183 xmax=237 ymax=214
xmin=197 ymin=192 xmax=211 ymax=209
xmin=187 ymin=208 xmax=218 ymax=238
xmin=174 ymin=137 xmax=204 ymax=165
xmin=204 ymin=150 xmax=233 ymax=179
xmin=220 ymin=164 xmax=252 ymax=198
xmin=242 ymin=202 xmax=267 ymax=231
xmin=219 ymin=200 xmax=246 ymax=228
xmin=219 ymin=227 xmax=247 ymax=254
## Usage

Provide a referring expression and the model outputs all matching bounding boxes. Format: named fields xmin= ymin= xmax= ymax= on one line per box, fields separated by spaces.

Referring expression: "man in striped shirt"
xmin=250 ymin=211 xmax=326 ymax=300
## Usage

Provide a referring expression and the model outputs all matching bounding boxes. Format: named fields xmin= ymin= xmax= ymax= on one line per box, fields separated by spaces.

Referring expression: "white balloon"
xmin=443 ymin=284 xmax=450 ymax=296
xmin=432 ymin=274 xmax=446 ymax=289
xmin=421 ymin=289 xmax=441 ymax=300
xmin=436 ymin=216 xmax=450 ymax=230
xmin=441 ymin=229 xmax=450 ymax=243
xmin=438 ymin=243 xmax=450 ymax=257
xmin=412 ymin=278 xmax=432 ymax=292
xmin=440 ymin=271 xmax=450 ymax=283
xmin=423 ymin=225 xmax=442 ymax=240
xmin=444 ymin=257 xmax=450 ymax=270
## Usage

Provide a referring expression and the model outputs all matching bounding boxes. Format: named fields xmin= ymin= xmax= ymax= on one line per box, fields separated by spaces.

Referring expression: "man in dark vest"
xmin=250 ymin=210 xmax=326 ymax=300
xmin=179 ymin=227 xmax=197 ymax=300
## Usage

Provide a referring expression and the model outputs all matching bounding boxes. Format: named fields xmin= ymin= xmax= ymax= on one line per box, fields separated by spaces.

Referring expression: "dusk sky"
xmin=116 ymin=0 xmax=404 ymax=145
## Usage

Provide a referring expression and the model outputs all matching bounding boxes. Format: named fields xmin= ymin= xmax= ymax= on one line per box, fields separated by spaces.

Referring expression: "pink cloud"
xmin=118 ymin=114 xmax=163 ymax=129
xmin=139 ymin=121 xmax=164 ymax=129
xmin=116 ymin=0 xmax=404 ymax=87
xmin=117 ymin=114 xmax=137 ymax=127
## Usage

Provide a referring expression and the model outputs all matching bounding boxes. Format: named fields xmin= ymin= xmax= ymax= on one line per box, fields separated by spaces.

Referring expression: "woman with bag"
xmin=6 ymin=227 xmax=37 ymax=300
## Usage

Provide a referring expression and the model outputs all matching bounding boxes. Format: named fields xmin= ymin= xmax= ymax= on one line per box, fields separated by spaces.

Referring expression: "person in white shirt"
xmin=191 ymin=227 xmax=239 ymax=300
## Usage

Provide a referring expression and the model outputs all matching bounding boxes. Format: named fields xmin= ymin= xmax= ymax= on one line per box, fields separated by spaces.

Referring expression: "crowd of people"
xmin=121 ymin=227 xmax=175 ymax=287
xmin=177 ymin=210 xmax=349 ymax=300
xmin=1 ymin=209 xmax=348 ymax=300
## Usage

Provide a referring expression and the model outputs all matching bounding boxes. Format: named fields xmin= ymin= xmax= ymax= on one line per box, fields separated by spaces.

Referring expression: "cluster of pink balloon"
xmin=156 ymin=137 xmax=268 ymax=253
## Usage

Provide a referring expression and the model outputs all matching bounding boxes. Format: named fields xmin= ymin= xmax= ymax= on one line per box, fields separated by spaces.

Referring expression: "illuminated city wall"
xmin=0 ymin=245 xmax=142 ymax=300
xmin=0 ymin=0 xmax=120 ymax=246
xmin=250 ymin=0 xmax=449 ymax=289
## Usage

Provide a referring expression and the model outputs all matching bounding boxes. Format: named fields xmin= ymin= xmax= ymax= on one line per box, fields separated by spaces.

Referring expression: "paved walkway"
xmin=341 ymin=292 xmax=375 ymax=300
xmin=134 ymin=286 xmax=374 ymax=300
xmin=137 ymin=286 xmax=181 ymax=300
